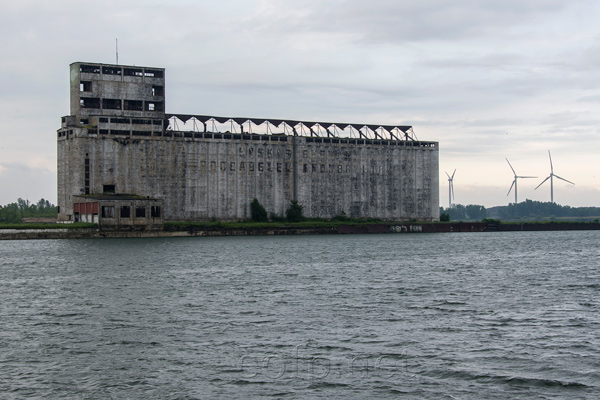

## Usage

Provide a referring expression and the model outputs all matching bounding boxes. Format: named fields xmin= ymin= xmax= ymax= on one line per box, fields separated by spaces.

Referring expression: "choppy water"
xmin=1 ymin=231 xmax=599 ymax=399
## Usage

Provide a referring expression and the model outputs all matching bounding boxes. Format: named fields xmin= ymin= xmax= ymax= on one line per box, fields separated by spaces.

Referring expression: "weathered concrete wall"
xmin=58 ymin=132 xmax=439 ymax=221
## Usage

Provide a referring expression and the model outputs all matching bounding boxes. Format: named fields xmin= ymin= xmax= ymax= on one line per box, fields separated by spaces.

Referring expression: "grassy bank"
xmin=0 ymin=222 xmax=98 ymax=230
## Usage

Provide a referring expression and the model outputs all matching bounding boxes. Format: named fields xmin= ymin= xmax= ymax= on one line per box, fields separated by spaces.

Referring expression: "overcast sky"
xmin=1 ymin=0 xmax=599 ymax=208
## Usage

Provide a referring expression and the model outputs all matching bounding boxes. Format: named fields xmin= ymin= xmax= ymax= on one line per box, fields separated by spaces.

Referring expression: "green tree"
xmin=286 ymin=200 xmax=304 ymax=222
xmin=250 ymin=198 xmax=268 ymax=222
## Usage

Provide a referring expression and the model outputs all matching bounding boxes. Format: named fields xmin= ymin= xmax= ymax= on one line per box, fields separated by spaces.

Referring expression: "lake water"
xmin=1 ymin=231 xmax=599 ymax=399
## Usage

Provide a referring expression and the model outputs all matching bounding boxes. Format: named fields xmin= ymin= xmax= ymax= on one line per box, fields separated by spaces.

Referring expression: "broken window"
xmin=103 ymin=184 xmax=115 ymax=194
xmin=80 ymin=65 xmax=100 ymax=73
xmin=80 ymin=81 xmax=92 ymax=92
xmin=102 ymin=99 xmax=122 ymax=110
xmin=152 ymin=86 xmax=164 ymax=96
xmin=132 ymin=119 xmax=152 ymax=125
xmin=102 ymin=206 xmax=115 ymax=218
xmin=110 ymin=118 xmax=130 ymax=124
xmin=151 ymin=206 xmax=161 ymax=218
xmin=135 ymin=206 xmax=146 ymax=218
xmin=102 ymin=66 xmax=122 ymax=75
xmin=124 ymin=68 xmax=143 ymax=77
xmin=124 ymin=100 xmax=143 ymax=111
xmin=144 ymin=69 xmax=164 ymax=78
xmin=145 ymin=101 xmax=164 ymax=112
xmin=80 ymin=97 xmax=100 ymax=109
xmin=120 ymin=206 xmax=131 ymax=218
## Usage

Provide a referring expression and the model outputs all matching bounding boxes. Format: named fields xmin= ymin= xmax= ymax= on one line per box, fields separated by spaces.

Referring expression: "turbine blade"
xmin=548 ymin=150 xmax=553 ymax=173
xmin=518 ymin=176 xmax=537 ymax=179
xmin=535 ymin=176 xmax=550 ymax=190
xmin=553 ymin=174 xmax=575 ymax=185
xmin=507 ymin=180 xmax=515 ymax=196
xmin=506 ymin=158 xmax=516 ymax=175
xmin=446 ymin=171 xmax=451 ymax=179
xmin=451 ymin=169 xmax=456 ymax=179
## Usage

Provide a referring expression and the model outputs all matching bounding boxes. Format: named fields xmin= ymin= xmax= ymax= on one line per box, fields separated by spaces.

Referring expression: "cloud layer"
xmin=1 ymin=0 xmax=598 ymax=206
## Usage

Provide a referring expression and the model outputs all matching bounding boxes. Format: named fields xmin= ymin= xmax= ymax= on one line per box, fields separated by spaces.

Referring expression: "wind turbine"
xmin=446 ymin=169 xmax=456 ymax=208
xmin=506 ymin=158 xmax=536 ymax=204
xmin=534 ymin=150 xmax=574 ymax=203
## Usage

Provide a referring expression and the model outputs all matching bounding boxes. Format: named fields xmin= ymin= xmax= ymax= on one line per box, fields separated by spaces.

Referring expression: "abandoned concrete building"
xmin=57 ymin=61 xmax=439 ymax=226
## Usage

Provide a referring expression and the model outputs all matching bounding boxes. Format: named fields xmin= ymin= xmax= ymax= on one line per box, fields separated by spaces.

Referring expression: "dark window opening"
xmin=135 ymin=206 xmax=146 ymax=218
xmin=132 ymin=131 xmax=151 ymax=136
xmin=80 ymin=97 xmax=100 ymax=109
xmin=102 ymin=206 xmax=115 ymax=218
xmin=103 ymin=184 xmax=115 ymax=194
xmin=102 ymin=98 xmax=122 ymax=110
xmin=110 ymin=130 xmax=130 ymax=136
xmin=145 ymin=101 xmax=164 ymax=112
xmin=110 ymin=117 xmax=130 ymax=124
xmin=99 ymin=117 xmax=109 ymax=123
xmin=80 ymin=65 xmax=100 ymax=73
xmin=80 ymin=81 xmax=92 ymax=92
xmin=120 ymin=206 xmax=131 ymax=218
xmin=124 ymin=100 xmax=144 ymax=111
xmin=124 ymin=68 xmax=143 ymax=77
xmin=144 ymin=69 xmax=164 ymax=78
xmin=151 ymin=206 xmax=161 ymax=218
xmin=80 ymin=119 xmax=89 ymax=125
xmin=132 ymin=119 xmax=152 ymax=125
xmin=152 ymin=86 xmax=164 ymax=96
xmin=102 ymin=66 xmax=122 ymax=75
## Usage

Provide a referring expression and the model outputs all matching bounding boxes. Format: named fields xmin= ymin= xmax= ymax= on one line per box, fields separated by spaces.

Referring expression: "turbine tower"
xmin=446 ymin=169 xmax=456 ymax=208
xmin=534 ymin=150 xmax=574 ymax=203
xmin=506 ymin=158 xmax=536 ymax=204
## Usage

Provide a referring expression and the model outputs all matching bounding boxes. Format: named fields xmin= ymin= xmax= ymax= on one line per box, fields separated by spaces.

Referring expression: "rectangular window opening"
xmin=151 ymin=206 xmax=161 ymax=218
xmin=80 ymin=65 xmax=100 ymax=73
xmin=144 ymin=69 xmax=164 ymax=78
xmin=152 ymin=86 xmax=164 ymax=96
xmin=124 ymin=100 xmax=144 ymax=111
xmin=103 ymin=184 xmax=115 ymax=194
xmin=145 ymin=101 xmax=164 ymax=112
xmin=120 ymin=206 xmax=131 ymax=218
xmin=102 ymin=206 xmax=115 ymax=218
xmin=80 ymin=81 xmax=92 ymax=92
xmin=102 ymin=66 xmax=122 ymax=75
xmin=80 ymin=97 xmax=100 ymax=109
xmin=135 ymin=206 xmax=146 ymax=218
xmin=124 ymin=68 xmax=144 ymax=77
xmin=102 ymin=98 xmax=122 ymax=110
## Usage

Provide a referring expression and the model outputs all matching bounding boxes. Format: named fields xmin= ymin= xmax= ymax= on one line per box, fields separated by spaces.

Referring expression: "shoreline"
xmin=2 ymin=221 xmax=600 ymax=240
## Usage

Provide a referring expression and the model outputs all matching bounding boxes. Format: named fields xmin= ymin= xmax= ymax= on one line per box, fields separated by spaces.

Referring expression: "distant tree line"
xmin=439 ymin=204 xmax=487 ymax=221
xmin=491 ymin=199 xmax=600 ymax=220
xmin=0 ymin=198 xmax=58 ymax=223
xmin=441 ymin=199 xmax=600 ymax=221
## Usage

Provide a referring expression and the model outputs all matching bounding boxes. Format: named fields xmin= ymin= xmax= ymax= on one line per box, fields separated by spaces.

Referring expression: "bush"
xmin=285 ymin=200 xmax=304 ymax=222
xmin=250 ymin=198 xmax=268 ymax=222
xmin=332 ymin=211 xmax=349 ymax=222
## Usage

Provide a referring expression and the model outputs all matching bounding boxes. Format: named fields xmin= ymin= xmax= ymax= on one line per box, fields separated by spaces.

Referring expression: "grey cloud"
xmin=243 ymin=0 xmax=571 ymax=44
